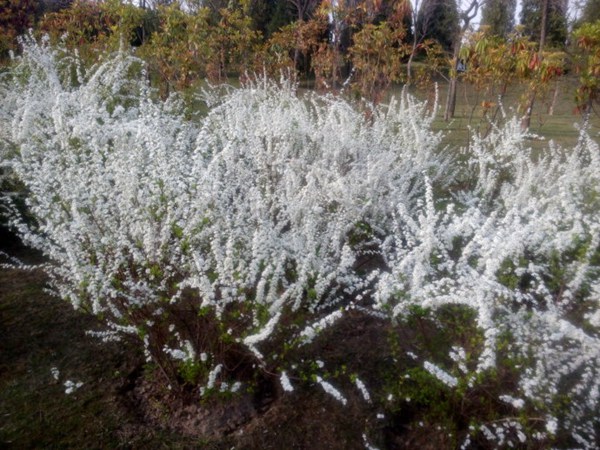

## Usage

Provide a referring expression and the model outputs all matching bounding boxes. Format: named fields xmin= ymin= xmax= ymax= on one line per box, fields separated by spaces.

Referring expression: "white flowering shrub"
xmin=375 ymin=118 xmax=600 ymax=447
xmin=0 ymin=37 xmax=449 ymax=397
xmin=3 ymin=37 xmax=600 ymax=447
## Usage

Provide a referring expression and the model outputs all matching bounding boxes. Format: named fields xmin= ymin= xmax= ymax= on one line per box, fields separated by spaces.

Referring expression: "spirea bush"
xmin=0 ymin=37 xmax=449 ymax=393
xmin=2 ymin=38 xmax=600 ymax=447
xmin=374 ymin=119 xmax=600 ymax=446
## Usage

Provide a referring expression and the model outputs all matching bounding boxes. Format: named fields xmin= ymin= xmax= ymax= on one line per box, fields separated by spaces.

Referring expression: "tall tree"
xmin=580 ymin=0 xmax=600 ymax=24
xmin=0 ymin=0 xmax=39 ymax=59
xmin=480 ymin=0 xmax=516 ymax=36
xmin=416 ymin=0 xmax=460 ymax=51
xmin=444 ymin=0 xmax=483 ymax=121
xmin=145 ymin=0 xmax=179 ymax=7
xmin=250 ymin=0 xmax=294 ymax=37
xmin=520 ymin=0 xmax=550 ymax=130
xmin=287 ymin=0 xmax=320 ymax=21
xmin=39 ymin=0 xmax=73 ymax=13
xmin=405 ymin=0 xmax=428 ymax=83
xmin=520 ymin=0 xmax=568 ymax=47
xmin=574 ymin=20 xmax=600 ymax=114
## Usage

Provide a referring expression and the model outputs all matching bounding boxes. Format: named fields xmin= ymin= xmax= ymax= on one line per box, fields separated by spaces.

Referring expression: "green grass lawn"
xmin=390 ymin=75 xmax=600 ymax=150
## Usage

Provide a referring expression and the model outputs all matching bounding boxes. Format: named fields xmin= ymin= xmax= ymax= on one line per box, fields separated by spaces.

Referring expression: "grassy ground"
xmin=393 ymin=76 xmax=600 ymax=150
xmin=0 ymin=234 xmax=122 ymax=448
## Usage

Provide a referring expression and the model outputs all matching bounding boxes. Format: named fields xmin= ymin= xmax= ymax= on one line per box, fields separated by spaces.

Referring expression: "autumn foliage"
xmin=0 ymin=0 xmax=38 ymax=59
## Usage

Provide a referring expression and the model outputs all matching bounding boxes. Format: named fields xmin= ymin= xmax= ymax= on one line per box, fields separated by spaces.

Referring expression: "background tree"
xmin=520 ymin=0 xmax=568 ymax=47
xmin=205 ymin=6 xmax=261 ymax=81
xmin=480 ymin=0 xmax=516 ymax=36
xmin=348 ymin=19 xmax=409 ymax=103
xmin=519 ymin=0 xmax=549 ymax=129
xmin=139 ymin=4 xmax=210 ymax=94
xmin=373 ymin=0 xmax=413 ymax=34
xmin=459 ymin=27 xmax=564 ymax=133
xmin=288 ymin=0 xmax=320 ymax=21
xmin=249 ymin=0 xmax=294 ymax=38
xmin=403 ymin=0 xmax=422 ymax=83
xmin=444 ymin=0 xmax=483 ymax=121
xmin=574 ymin=19 xmax=600 ymax=115
xmin=287 ymin=0 xmax=321 ymax=71
xmin=145 ymin=0 xmax=180 ymax=8
xmin=517 ymin=0 xmax=567 ymax=129
xmin=416 ymin=0 xmax=459 ymax=52
xmin=38 ymin=0 xmax=116 ymax=63
xmin=0 ymin=0 xmax=38 ymax=60
xmin=579 ymin=0 xmax=600 ymax=24
xmin=38 ymin=0 xmax=153 ymax=64
xmin=39 ymin=0 xmax=74 ymax=14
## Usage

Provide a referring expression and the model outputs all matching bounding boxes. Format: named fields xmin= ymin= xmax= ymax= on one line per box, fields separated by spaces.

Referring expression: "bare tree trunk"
xmin=548 ymin=81 xmax=560 ymax=115
xmin=294 ymin=11 xmax=303 ymax=73
xmin=406 ymin=0 xmax=429 ymax=86
xmin=406 ymin=41 xmax=417 ymax=84
xmin=483 ymin=81 xmax=509 ymax=138
xmin=443 ymin=0 xmax=481 ymax=121
xmin=444 ymin=44 xmax=461 ymax=121
xmin=520 ymin=93 xmax=536 ymax=130
xmin=520 ymin=0 xmax=548 ymax=131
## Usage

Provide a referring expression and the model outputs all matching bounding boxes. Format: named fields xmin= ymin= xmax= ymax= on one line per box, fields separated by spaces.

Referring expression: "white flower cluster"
xmin=163 ymin=339 xmax=195 ymax=362
xmin=316 ymin=376 xmax=348 ymax=406
xmin=372 ymin=115 xmax=600 ymax=445
xmin=354 ymin=376 xmax=371 ymax=403
xmin=423 ymin=361 xmax=458 ymax=388
xmin=498 ymin=394 xmax=525 ymax=410
xmin=64 ymin=379 xmax=84 ymax=395
xmin=474 ymin=420 xmax=528 ymax=448
xmin=199 ymin=363 xmax=223 ymax=396
xmin=280 ymin=371 xmax=294 ymax=392
xmin=1 ymin=37 xmax=446 ymax=384
xmin=298 ymin=310 xmax=344 ymax=345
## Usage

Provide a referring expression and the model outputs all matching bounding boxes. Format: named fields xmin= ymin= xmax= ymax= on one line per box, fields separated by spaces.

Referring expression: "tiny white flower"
xmin=545 ymin=417 xmax=558 ymax=435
